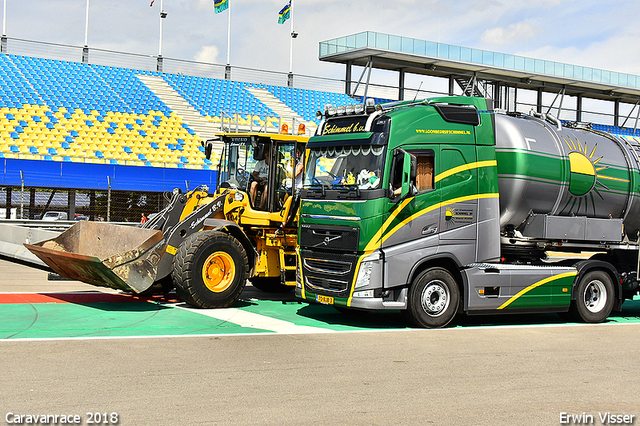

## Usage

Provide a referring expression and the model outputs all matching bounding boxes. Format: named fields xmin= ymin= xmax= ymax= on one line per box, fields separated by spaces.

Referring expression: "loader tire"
xmin=173 ymin=231 xmax=249 ymax=309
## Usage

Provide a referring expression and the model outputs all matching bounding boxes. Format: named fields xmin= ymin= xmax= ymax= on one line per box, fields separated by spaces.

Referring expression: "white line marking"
xmin=168 ymin=303 xmax=332 ymax=334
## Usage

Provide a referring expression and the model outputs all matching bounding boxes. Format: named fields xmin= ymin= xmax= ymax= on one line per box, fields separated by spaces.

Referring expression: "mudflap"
xmin=25 ymin=221 xmax=165 ymax=293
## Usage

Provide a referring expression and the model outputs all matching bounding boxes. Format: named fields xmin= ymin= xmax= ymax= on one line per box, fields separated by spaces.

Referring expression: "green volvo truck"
xmin=295 ymin=96 xmax=640 ymax=328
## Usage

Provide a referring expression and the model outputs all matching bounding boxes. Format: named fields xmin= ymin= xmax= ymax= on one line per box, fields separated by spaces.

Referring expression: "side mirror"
xmin=399 ymin=150 xmax=416 ymax=199
xmin=390 ymin=148 xmax=416 ymax=201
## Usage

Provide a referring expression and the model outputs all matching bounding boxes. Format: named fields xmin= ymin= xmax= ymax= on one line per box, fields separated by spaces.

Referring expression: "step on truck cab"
xmin=296 ymin=97 xmax=640 ymax=327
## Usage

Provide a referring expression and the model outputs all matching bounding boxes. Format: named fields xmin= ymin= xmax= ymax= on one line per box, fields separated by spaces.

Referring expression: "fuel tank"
xmin=495 ymin=113 xmax=640 ymax=239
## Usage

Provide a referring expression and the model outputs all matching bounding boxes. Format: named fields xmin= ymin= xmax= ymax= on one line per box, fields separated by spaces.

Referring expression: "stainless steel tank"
xmin=495 ymin=113 xmax=640 ymax=239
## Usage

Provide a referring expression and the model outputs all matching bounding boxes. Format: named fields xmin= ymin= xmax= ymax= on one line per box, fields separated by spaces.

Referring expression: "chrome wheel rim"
xmin=421 ymin=280 xmax=450 ymax=317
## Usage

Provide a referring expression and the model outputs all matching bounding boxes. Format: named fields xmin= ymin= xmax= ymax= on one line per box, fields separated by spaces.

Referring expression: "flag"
xmin=214 ymin=0 xmax=229 ymax=13
xmin=278 ymin=1 xmax=291 ymax=24
xmin=149 ymin=0 xmax=154 ymax=6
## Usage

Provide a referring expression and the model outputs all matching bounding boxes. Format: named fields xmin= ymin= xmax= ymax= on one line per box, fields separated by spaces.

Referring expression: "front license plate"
xmin=316 ymin=294 xmax=334 ymax=305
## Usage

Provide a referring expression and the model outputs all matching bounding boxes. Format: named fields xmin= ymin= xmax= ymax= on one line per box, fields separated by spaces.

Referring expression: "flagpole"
xmin=225 ymin=0 xmax=231 ymax=79
xmin=2 ymin=0 xmax=8 ymax=52
xmin=159 ymin=0 xmax=164 ymax=57
xmin=157 ymin=0 xmax=167 ymax=72
xmin=82 ymin=0 xmax=90 ymax=62
xmin=2 ymin=0 xmax=6 ymax=36
xmin=227 ymin=1 xmax=231 ymax=65
xmin=288 ymin=0 xmax=296 ymax=87
xmin=289 ymin=0 xmax=294 ymax=74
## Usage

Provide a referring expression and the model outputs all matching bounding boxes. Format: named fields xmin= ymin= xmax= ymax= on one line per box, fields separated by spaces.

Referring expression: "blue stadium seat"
xmin=48 ymin=148 xmax=57 ymax=155
xmin=64 ymin=136 xmax=73 ymax=143
xmin=29 ymin=146 xmax=38 ymax=154
xmin=44 ymin=155 xmax=53 ymax=161
xmin=138 ymin=153 xmax=146 ymax=161
xmin=70 ymin=130 xmax=79 ymax=137
xmin=109 ymin=159 xmax=118 ymax=165
xmin=61 ymin=142 xmax=71 ymax=149
xmin=63 ymin=156 xmax=72 ymax=162
xmin=10 ymin=145 xmax=19 ymax=153
xmin=95 ymin=151 xmax=104 ymax=158
xmin=124 ymin=146 xmax=133 ymax=154
xmin=150 ymin=142 xmax=159 ymax=149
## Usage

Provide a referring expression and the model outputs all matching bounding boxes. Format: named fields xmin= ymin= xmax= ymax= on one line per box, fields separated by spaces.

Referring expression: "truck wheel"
xmin=249 ymin=277 xmax=292 ymax=293
xmin=569 ymin=270 xmax=614 ymax=323
xmin=404 ymin=267 xmax=459 ymax=328
xmin=173 ymin=231 xmax=249 ymax=308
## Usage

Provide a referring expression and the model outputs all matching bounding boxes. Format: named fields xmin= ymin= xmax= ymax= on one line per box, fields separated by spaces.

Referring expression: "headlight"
xmin=354 ymin=261 xmax=372 ymax=289
xmin=234 ymin=192 xmax=244 ymax=202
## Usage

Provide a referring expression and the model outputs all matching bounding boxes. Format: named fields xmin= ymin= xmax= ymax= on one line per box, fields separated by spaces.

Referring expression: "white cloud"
xmin=194 ymin=45 xmax=220 ymax=63
xmin=481 ymin=22 xmax=538 ymax=46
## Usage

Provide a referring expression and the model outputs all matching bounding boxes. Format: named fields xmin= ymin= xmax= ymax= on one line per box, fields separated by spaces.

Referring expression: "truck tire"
xmin=569 ymin=270 xmax=614 ymax=323
xmin=249 ymin=277 xmax=292 ymax=293
xmin=404 ymin=267 xmax=459 ymax=328
xmin=173 ymin=231 xmax=249 ymax=308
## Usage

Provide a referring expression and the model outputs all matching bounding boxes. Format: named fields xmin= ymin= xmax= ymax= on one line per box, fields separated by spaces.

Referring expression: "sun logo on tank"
xmin=562 ymin=136 xmax=627 ymax=215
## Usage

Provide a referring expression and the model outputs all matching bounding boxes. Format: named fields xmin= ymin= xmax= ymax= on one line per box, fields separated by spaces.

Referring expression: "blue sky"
xmin=4 ymin=0 xmax=640 ymax=84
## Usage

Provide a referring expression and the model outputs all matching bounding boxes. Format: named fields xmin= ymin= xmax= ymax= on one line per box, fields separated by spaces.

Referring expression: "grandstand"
xmin=0 ymin=53 xmax=359 ymax=188
xmin=3 ymin=34 xmax=640 ymax=220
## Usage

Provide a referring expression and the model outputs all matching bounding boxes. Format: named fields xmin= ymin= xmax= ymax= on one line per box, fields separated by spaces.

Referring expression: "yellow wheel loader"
xmin=26 ymin=132 xmax=307 ymax=308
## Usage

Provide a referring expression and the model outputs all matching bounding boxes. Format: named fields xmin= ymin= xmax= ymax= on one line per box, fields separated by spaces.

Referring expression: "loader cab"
xmin=214 ymin=133 xmax=307 ymax=213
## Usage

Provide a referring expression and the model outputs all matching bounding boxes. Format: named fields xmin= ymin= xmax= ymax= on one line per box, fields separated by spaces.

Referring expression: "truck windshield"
xmin=304 ymin=145 xmax=385 ymax=190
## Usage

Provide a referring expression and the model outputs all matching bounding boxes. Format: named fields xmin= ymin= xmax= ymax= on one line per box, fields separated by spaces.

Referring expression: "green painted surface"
xmin=1 ymin=296 xmax=638 ymax=340
xmin=0 ymin=302 xmax=268 ymax=339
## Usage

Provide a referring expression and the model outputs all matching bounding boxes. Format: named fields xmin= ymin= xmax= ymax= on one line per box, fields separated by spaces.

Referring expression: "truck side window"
xmin=415 ymin=154 xmax=434 ymax=192
xmin=404 ymin=150 xmax=434 ymax=193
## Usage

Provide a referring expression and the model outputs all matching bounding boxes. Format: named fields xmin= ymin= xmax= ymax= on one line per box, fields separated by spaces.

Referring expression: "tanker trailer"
xmin=495 ymin=111 xmax=640 ymax=261
xmin=296 ymin=96 xmax=640 ymax=328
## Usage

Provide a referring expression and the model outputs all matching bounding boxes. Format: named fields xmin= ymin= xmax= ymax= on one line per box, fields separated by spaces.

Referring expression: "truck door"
xmin=438 ymin=145 xmax=478 ymax=240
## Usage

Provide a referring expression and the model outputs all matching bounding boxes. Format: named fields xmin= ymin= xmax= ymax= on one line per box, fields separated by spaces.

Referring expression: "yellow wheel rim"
xmin=202 ymin=251 xmax=235 ymax=292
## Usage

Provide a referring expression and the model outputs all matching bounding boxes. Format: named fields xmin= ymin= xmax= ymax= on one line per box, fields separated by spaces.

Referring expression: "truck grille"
xmin=299 ymin=224 xmax=359 ymax=252
xmin=301 ymin=249 xmax=358 ymax=297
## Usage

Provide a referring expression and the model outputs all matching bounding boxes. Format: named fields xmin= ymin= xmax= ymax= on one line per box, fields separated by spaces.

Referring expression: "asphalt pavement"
xmin=1 ymin=259 xmax=639 ymax=426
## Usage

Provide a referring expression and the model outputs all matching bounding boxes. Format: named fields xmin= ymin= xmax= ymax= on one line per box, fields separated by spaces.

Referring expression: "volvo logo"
xmin=313 ymin=234 xmax=342 ymax=247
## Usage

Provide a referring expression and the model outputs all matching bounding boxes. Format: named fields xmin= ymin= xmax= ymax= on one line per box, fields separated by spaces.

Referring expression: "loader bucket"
xmin=25 ymin=221 xmax=165 ymax=293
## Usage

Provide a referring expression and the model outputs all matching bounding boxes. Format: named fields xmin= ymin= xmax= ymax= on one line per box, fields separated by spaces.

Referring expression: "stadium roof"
xmin=319 ymin=31 xmax=640 ymax=104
